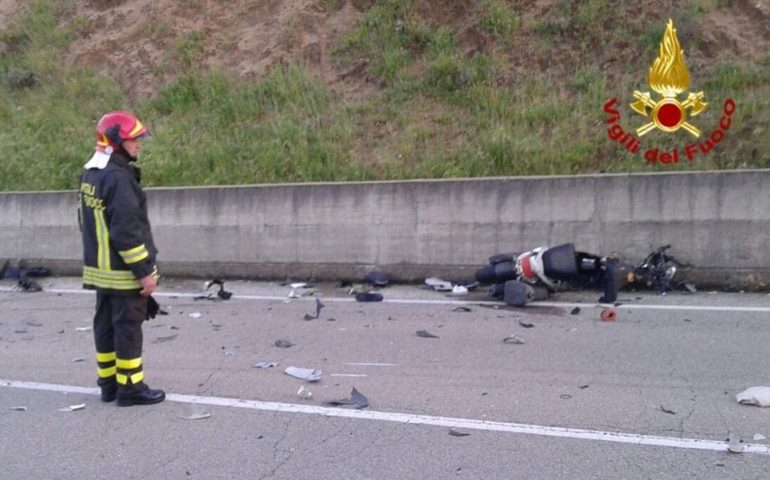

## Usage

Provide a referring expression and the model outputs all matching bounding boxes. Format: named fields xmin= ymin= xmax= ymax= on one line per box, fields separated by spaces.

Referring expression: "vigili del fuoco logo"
xmin=603 ymin=19 xmax=736 ymax=165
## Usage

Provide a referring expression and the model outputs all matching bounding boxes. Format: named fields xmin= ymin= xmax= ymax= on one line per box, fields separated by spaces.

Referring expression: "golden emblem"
xmin=630 ymin=19 xmax=707 ymax=137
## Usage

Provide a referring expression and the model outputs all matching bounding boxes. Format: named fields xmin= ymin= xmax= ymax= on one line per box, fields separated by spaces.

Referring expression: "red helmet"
xmin=96 ymin=111 xmax=149 ymax=151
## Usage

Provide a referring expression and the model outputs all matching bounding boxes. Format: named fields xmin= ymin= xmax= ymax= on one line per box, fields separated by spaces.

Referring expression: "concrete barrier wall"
xmin=1 ymin=170 xmax=768 ymax=289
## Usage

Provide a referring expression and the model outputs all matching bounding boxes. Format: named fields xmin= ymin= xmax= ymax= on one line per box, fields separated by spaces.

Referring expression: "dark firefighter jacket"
xmin=79 ymin=150 xmax=158 ymax=293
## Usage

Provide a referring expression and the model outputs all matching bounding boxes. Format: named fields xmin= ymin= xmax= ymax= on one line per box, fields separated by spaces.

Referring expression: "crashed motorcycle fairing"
xmin=476 ymin=243 xmax=629 ymax=306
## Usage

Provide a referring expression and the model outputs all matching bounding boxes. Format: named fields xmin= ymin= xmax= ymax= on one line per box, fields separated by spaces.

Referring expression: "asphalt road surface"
xmin=1 ymin=277 xmax=769 ymax=480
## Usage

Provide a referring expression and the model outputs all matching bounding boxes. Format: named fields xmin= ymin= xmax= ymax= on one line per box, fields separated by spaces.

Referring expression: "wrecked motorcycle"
xmin=475 ymin=243 xmax=633 ymax=307
xmin=634 ymin=244 xmax=695 ymax=294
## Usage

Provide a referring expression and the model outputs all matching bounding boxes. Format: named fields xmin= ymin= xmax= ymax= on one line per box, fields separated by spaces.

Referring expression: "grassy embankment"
xmin=1 ymin=0 xmax=768 ymax=191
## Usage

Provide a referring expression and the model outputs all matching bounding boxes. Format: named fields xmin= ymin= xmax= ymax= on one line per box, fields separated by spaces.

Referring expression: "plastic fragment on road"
xmin=303 ymin=297 xmax=325 ymax=320
xmin=736 ymin=386 xmax=770 ymax=407
xmin=10 ymin=406 xmax=27 ymax=411
xmin=189 ymin=312 xmax=202 ymax=319
xmin=448 ymin=285 xmax=469 ymax=296
xmin=178 ymin=412 xmax=211 ymax=420
xmin=416 ymin=329 xmax=439 ymax=338
xmin=285 ymin=366 xmax=322 ymax=382
xmin=452 ymin=306 xmax=472 ymax=312
xmin=297 ymin=385 xmax=313 ymax=399
xmin=425 ymin=277 xmax=453 ymax=292
xmin=254 ymin=362 xmax=279 ymax=369
xmin=753 ymin=433 xmax=767 ymax=441
xmin=72 ymin=357 xmax=85 ymax=363
xmin=570 ymin=307 xmax=581 ymax=315
xmin=448 ymin=428 xmax=470 ymax=437
xmin=503 ymin=335 xmax=524 ymax=344
xmin=327 ymin=387 xmax=369 ymax=409
xmin=600 ymin=308 xmax=617 ymax=322
xmin=59 ymin=403 xmax=86 ymax=412
xmin=75 ymin=326 xmax=92 ymax=332
xmin=274 ymin=339 xmax=294 ymax=348
xmin=518 ymin=320 xmax=534 ymax=328
xmin=660 ymin=405 xmax=676 ymax=415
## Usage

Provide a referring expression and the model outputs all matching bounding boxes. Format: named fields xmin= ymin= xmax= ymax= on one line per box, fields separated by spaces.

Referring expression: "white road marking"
xmin=2 ymin=378 xmax=768 ymax=455
xmin=3 ymin=287 xmax=770 ymax=314
xmin=330 ymin=373 xmax=368 ymax=377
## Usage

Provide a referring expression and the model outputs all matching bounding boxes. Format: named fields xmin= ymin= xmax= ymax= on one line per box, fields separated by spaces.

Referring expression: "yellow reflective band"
xmin=116 ymin=373 xmax=128 ymax=385
xmin=97 ymin=366 xmax=116 ymax=378
xmin=130 ymin=371 xmax=144 ymax=384
xmin=116 ymin=357 xmax=142 ymax=369
xmin=94 ymin=210 xmax=111 ymax=271
xmin=96 ymin=351 xmax=116 ymax=362
xmin=129 ymin=121 xmax=145 ymax=138
xmin=119 ymin=244 xmax=149 ymax=265
xmin=83 ymin=266 xmax=141 ymax=290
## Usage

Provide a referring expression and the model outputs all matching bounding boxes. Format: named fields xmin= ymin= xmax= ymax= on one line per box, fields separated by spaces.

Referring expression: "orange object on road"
xmin=601 ymin=308 xmax=617 ymax=322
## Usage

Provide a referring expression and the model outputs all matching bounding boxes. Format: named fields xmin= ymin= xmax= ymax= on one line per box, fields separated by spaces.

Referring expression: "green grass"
xmin=0 ymin=0 xmax=768 ymax=191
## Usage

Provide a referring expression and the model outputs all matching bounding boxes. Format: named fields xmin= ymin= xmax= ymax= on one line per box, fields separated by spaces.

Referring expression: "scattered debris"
xmin=660 ymin=405 xmax=676 ymax=415
xmin=297 ymin=385 xmax=313 ymax=400
xmin=416 ymin=329 xmax=439 ymax=339
xmin=327 ymin=387 xmax=369 ymax=409
xmin=72 ymin=357 xmax=85 ymax=363
xmin=448 ymin=428 xmax=471 ymax=437
xmin=560 ymin=394 xmax=572 ymax=400
xmin=288 ymin=283 xmax=315 ymax=298
xmin=753 ymin=433 xmax=767 ymax=441
xmin=178 ymin=412 xmax=211 ymax=421
xmin=600 ymin=308 xmax=617 ymax=322
xmin=17 ymin=276 xmax=42 ymax=292
xmin=736 ymin=386 xmax=770 ymax=407
xmin=578 ymin=384 xmax=589 ymax=389
xmin=24 ymin=321 xmax=42 ymax=327
xmin=727 ymin=436 xmax=745 ymax=454
xmin=452 ymin=306 xmax=472 ymax=312
xmin=425 ymin=277 xmax=453 ymax=292
xmin=274 ymin=339 xmax=294 ymax=348
xmin=303 ymin=297 xmax=325 ymax=320
xmin=59 ymin=403 xmax=86 ymax=412
xmin=9 ymin=406 xmax=27 ymax=411
xmin=570 ymin=307 xmax=581 ymax=315
xmin=75 ymin=326 xmax=92 ymax=332
xmin=152 ymin=335 xmax=177 ymax=344
xmin=205 ymin=278 xmax=233 ymax=300
xmin=503 ymin=335 xmax=525 ymax=344
xmin=285 ymin=366 xmax=322 ymax=382
xmin=448 ymin=285 xmax=469 ymax=296
xmin=355 ymin=292 xmax=383 ymax=302
xmin=189 ymin=312 xmax=202 ymax=319
xmin=518 ymin=320 xmax=534 ymax=328
xmin=254 ymin=362 xmax=279 ymax=369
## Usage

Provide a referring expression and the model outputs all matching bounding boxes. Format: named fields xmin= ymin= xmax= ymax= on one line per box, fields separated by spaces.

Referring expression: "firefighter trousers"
xmin=93 ymin=291 xmax=148 ymax=388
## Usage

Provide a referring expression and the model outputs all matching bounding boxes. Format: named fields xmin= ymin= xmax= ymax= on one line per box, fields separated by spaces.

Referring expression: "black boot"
xmin=117 ymin=382 xmax=166 ymax=407
xmin=98 ymin=378 xmax=117 ymax=403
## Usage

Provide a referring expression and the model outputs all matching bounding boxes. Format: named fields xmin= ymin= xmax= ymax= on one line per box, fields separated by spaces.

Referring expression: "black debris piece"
xmin=18 ymin=276 xmax=42 ymax=292
xmin=503 ymin=335 xmax=524 ymax=344
xmin=205 ymin=278 xmax=233 ymax=300
xmin=416 ymin=329 xmax=439 ymax=339
xmin=570 ymin=307 xmax=581 ymax=315
xmin=660 ymin=405 xmax=676 ymax=415
xmin=355 ymin=292 xmax=383 ymax=302
xmin=578 ymin=384 xmax=589 ymax=389
xmin=327 ymin=387 xmax=369 ymax=409
xmin=560 ymin=394 xmax=573 ymax=399
xmin=274 ymin=339 xmax=295 ymax=348
xmin=452 ymin=306 xmax=472 ymax=312
xmin=448 ymin=429 xmax=471 ymax=437
xmin=152 ymin=335 xmax=177 ymax=344
xmin=518 ymin=320 xmax=534 ymax=328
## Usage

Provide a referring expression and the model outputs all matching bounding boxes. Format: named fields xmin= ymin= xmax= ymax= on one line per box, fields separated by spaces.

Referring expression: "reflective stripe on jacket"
xmin=79 ymin=151 xmax=158 ymax=292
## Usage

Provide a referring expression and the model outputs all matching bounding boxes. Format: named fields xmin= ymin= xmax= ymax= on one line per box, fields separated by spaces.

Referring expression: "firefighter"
xmin=78 ymin=111 xmax=165 ymax=406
